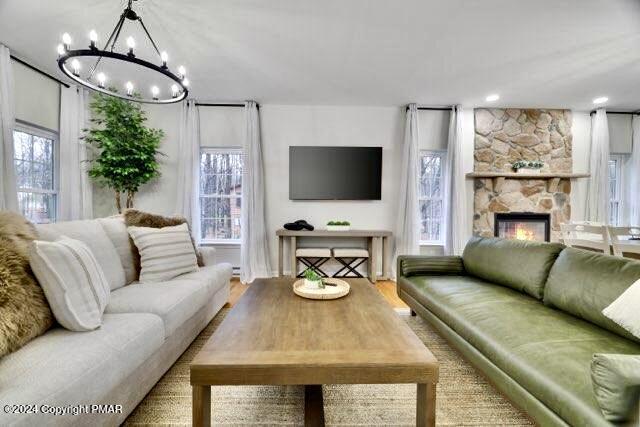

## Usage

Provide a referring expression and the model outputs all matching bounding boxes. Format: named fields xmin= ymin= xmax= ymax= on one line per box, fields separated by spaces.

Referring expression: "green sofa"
xmin=397 ymin=236 xmax=640 ymax=427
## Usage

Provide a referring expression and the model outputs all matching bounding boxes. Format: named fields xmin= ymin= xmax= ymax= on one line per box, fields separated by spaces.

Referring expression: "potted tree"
xmin=84 ymin=92 xmax=164 ymax=213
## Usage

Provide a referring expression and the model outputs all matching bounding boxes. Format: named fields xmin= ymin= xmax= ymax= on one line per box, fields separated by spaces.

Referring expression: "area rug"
xmin=125 ymin=309 xmax=533 ymax=426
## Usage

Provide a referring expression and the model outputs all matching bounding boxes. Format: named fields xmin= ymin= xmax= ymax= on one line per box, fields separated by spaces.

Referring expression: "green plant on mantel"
xmin=512 ymin=160 xmax=544 ymax=171
xmin=84 ymin=91 xmax=165 ymax=213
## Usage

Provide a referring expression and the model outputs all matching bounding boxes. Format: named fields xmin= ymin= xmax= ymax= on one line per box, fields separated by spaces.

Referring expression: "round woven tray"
xmin=293 ymin=278 xmax=350 ymax=300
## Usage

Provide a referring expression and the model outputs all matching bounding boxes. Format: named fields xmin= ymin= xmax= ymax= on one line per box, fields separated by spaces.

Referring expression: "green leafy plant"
xmin=303 ymin=268 xmax=325 ymax=288
xmin=327 ymin=220 xmax=351 ymax=226
xmin=512 ymin=160 xmax=543 ymax=171
xmin=84 ymin=91 xmax=165 ymax=213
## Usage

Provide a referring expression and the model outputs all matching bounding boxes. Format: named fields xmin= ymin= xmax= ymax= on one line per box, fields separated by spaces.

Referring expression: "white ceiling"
xmin=1 ymin=0 xmax=640 ymax=110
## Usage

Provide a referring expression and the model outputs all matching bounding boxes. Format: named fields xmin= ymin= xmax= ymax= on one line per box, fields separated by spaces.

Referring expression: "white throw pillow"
xmin=603 ymin=278 xmax=640 ymax=339
xmin=30 ymin=237 xmax=110 ymax=331
xmin=127 ymin=223 xmax=199 ymax=283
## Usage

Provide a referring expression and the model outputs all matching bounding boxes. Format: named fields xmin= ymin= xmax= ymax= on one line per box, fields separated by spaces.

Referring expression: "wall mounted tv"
xmin=289 ymin=146 xmax=382 ymax=200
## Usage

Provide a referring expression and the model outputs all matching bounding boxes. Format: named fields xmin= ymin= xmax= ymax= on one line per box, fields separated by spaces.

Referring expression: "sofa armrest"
xmin=592 ymin=353 xmax=640 ymax=422
xmin=397 ymin=255 xmax=465 ymax=278
xmin=198 ymin=246 xmax=217 ymax=266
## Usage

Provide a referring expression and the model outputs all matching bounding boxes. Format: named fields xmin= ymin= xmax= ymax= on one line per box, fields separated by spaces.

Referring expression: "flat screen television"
xmin=289 ymin=146 xmax=382 ymax=200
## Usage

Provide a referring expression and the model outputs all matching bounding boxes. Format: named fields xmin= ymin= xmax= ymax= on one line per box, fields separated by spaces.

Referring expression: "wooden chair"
xmin=560 ymin=223 xmax=611 ymax=254
xmin=608 ymin=226 xmax=640 ymax=259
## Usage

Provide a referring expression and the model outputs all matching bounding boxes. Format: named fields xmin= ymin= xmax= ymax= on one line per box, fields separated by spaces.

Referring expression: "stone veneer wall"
xmin=472 ymin=108 xmax=573 ymax=242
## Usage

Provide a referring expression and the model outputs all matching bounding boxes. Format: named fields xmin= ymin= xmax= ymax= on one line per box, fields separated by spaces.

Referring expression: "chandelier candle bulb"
xmin=182 ymin=78 xmax=189 ymax=87
xmin=62 ymin=32 xmax=71 ymax=50
xmin=125 ymin=81 xmax=134 ymax=96
xmin=151 ymin=86 xmax=159 ymax=100
xmin=178 ymin=65 xmax=186 ymax=78
xmin=71 ymin=59 xmax=80 ymax=76
xmin=56 ymin=44 xmax=65 ymax=56
xmin=89 ymin=30 xmax=98 ymax=48
xmin=160 ymin=51 xmax=168 ymax=67
xmin=97 ymin=72 xmax=106 ymax=88
xmin=171 ymin=84 xmax=179 ymax=98
xmin=126 ymin=36 xmax=135 ymax=56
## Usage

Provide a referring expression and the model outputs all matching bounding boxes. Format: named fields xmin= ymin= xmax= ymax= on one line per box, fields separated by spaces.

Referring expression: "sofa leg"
xmin=411 ymin=310 xmax=417 ymax=317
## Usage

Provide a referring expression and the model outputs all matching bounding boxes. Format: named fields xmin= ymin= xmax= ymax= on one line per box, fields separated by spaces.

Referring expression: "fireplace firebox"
xmin=494 ymin=212 xmax=551 ymax=242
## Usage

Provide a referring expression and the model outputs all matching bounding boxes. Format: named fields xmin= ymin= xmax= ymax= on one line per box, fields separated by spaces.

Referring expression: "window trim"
xmin=13 ymin=120 xmax=60 ymax=223
xmin=199 ymin=147 xmax=244 ymax=245
xmin=609 ymin=154 xmax=624 ymax=226
xmin=419 ymin=149 xmax=446 ymax=246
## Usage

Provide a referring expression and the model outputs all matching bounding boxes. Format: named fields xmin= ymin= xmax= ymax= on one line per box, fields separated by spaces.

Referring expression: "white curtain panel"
xmin=176 ymin=99 xmax=201 ymax=241
xmin=240 ymin=101 xmax=272 ymax=283
xmin=629 ymin=116 xmax=640 ymax=225
xmin=0 ymin=44 xmax=18 ymax=212
xmin=586 ymin=108 xmax=610 ymax=223
xmin=59 ymin=85 xmax=92 ymax=220
xmin=444 ymin=105 xmax=468 ymax=255
xmin=392 ymin=103 xmax=420 ymax=277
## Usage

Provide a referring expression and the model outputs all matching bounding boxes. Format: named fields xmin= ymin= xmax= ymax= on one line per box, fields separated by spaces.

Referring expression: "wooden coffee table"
xmin=190 ymin=278 xmax=438 ymax=426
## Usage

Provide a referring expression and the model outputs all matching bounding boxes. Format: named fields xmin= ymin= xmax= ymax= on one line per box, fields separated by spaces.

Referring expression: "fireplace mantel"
xmin=466 ymin=172 xmax=589 ymax=179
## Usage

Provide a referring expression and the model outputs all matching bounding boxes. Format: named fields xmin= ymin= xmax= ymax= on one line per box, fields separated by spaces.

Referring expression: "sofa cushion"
xmin=544 ymin=248 xmax=640 ymax=342
xmin=97 ymin=216 xmax=138 ymax=285
xmin=0 ymin=313 xmax=163 ymax=425
xmin=399 ymin=255 xmax=465 ymax=277
xmin=462 ymin=236 xmax=564 ymax=300
xmin=30 ymin=237 xmax=111 ymax=331
xmin=36 ymin=220 xmax=126 ymax=291
xmin=399 ymin=275 xmax=640 ymax=427
xmin=591 ymin=353 xmax=640 ymax=422
xmin=105 ymin=270 xmax=224 ymax=337
xmin=177 ymin=264 xmax=234 ymax=295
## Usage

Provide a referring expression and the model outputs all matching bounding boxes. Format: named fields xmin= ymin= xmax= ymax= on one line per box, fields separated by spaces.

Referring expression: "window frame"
xmin=13 ymin=120 xmax=60 ymax=223
xmin=198 ymin=147 xmax=244 ymax=245
xmin=609 ymin=154 xmax=624 ymax=226
xmin=418 ymin=149 xmax=447 ymax=246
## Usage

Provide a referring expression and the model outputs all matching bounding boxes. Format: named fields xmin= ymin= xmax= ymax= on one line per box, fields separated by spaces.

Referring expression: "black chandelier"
xmin=56 ymin=0 xmax=189 ymax=104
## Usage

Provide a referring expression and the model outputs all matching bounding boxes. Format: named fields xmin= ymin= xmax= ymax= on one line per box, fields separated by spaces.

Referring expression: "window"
xmin=419 ymin=150 xmax=446 ymax=244
xmin=199 ymin=148 xmax=243 ymax=242
xmin=13 ymin=123 xmax=58 ymax=224
xmin=609 ymin=155 xmax=624 ymax=226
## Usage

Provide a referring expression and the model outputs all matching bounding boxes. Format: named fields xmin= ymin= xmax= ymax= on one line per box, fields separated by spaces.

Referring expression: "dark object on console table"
xmin=397 ymin=236 xmax=640 ymax=427
xmin=284 ymin=219 xmax=314 ymax=231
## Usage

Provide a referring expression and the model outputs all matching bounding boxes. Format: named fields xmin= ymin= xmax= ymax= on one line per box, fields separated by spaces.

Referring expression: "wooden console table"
xmin=276 ymin=229 xmax=392 ymax=282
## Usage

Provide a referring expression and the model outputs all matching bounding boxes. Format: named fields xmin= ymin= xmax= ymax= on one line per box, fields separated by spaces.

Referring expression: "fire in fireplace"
xmin=494 ymin=213 xmax=551 ymax=242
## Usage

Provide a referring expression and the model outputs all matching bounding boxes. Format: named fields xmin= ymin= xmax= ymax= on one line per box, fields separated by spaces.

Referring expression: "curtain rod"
xmin=10 ymin=55 xmax=70 ymax=88
xmin=195 ymin=102 xmax=259 ymax=109
xmin=589 ymin=110 xmax=640 ymax=116
xmin=406 ymin=106 xmax=453 ymax=111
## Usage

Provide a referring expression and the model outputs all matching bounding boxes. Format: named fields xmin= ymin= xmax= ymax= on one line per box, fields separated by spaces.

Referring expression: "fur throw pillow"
xmin=123 ymin=209 xmax=203 ymax=270
xmin=0 ymin=211 xmax=54 ymax=358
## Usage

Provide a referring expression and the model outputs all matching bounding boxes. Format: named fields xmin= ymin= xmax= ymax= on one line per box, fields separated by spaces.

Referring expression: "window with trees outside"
xmin=13 ymin=123 xmax=58 ymax=224
xmin=199 ymin=148 xmax=243 ymax=243
xmin=419 ymin=150 xmax=446 ymax=244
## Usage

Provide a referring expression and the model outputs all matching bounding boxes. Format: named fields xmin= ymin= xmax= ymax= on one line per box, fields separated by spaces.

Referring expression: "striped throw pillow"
xmin=29 ymin=237 xmax=110 ymax=331
xmin=127 ymin=223 xmax=199 ymax=283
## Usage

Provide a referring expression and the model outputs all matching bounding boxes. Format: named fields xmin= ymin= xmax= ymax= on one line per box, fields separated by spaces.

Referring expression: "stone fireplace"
xmin=471 ymin=108 xmax=575 ymax=242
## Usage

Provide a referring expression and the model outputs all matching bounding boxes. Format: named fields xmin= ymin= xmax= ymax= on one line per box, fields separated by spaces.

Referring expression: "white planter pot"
xmin=326 ymin=225 xmax=351 ymax=231
xmin=304 ymin=279 xmax=323 ymax=289
xmin=516 ymin=168 xmax=541 ymax=174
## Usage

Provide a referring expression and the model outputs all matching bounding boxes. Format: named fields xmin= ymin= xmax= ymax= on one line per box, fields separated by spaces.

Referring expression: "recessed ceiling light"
xmin=592 ymin=96 xmax=608 ymax=105
xmin=485 ymin=94 xmax=500 ymax=102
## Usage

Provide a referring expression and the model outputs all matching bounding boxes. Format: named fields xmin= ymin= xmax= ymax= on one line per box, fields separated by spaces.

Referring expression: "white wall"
xmin=12 ymin=59 xmax=60 ymax=131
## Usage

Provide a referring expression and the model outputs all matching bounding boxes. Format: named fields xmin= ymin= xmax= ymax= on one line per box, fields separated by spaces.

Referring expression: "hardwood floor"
xmin=225 ymin=277 xmax=408 ymax=309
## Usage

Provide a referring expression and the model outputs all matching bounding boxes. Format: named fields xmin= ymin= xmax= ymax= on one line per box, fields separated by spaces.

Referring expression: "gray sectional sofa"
xmin=0 ymin=216 xmax=232 ymax=426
